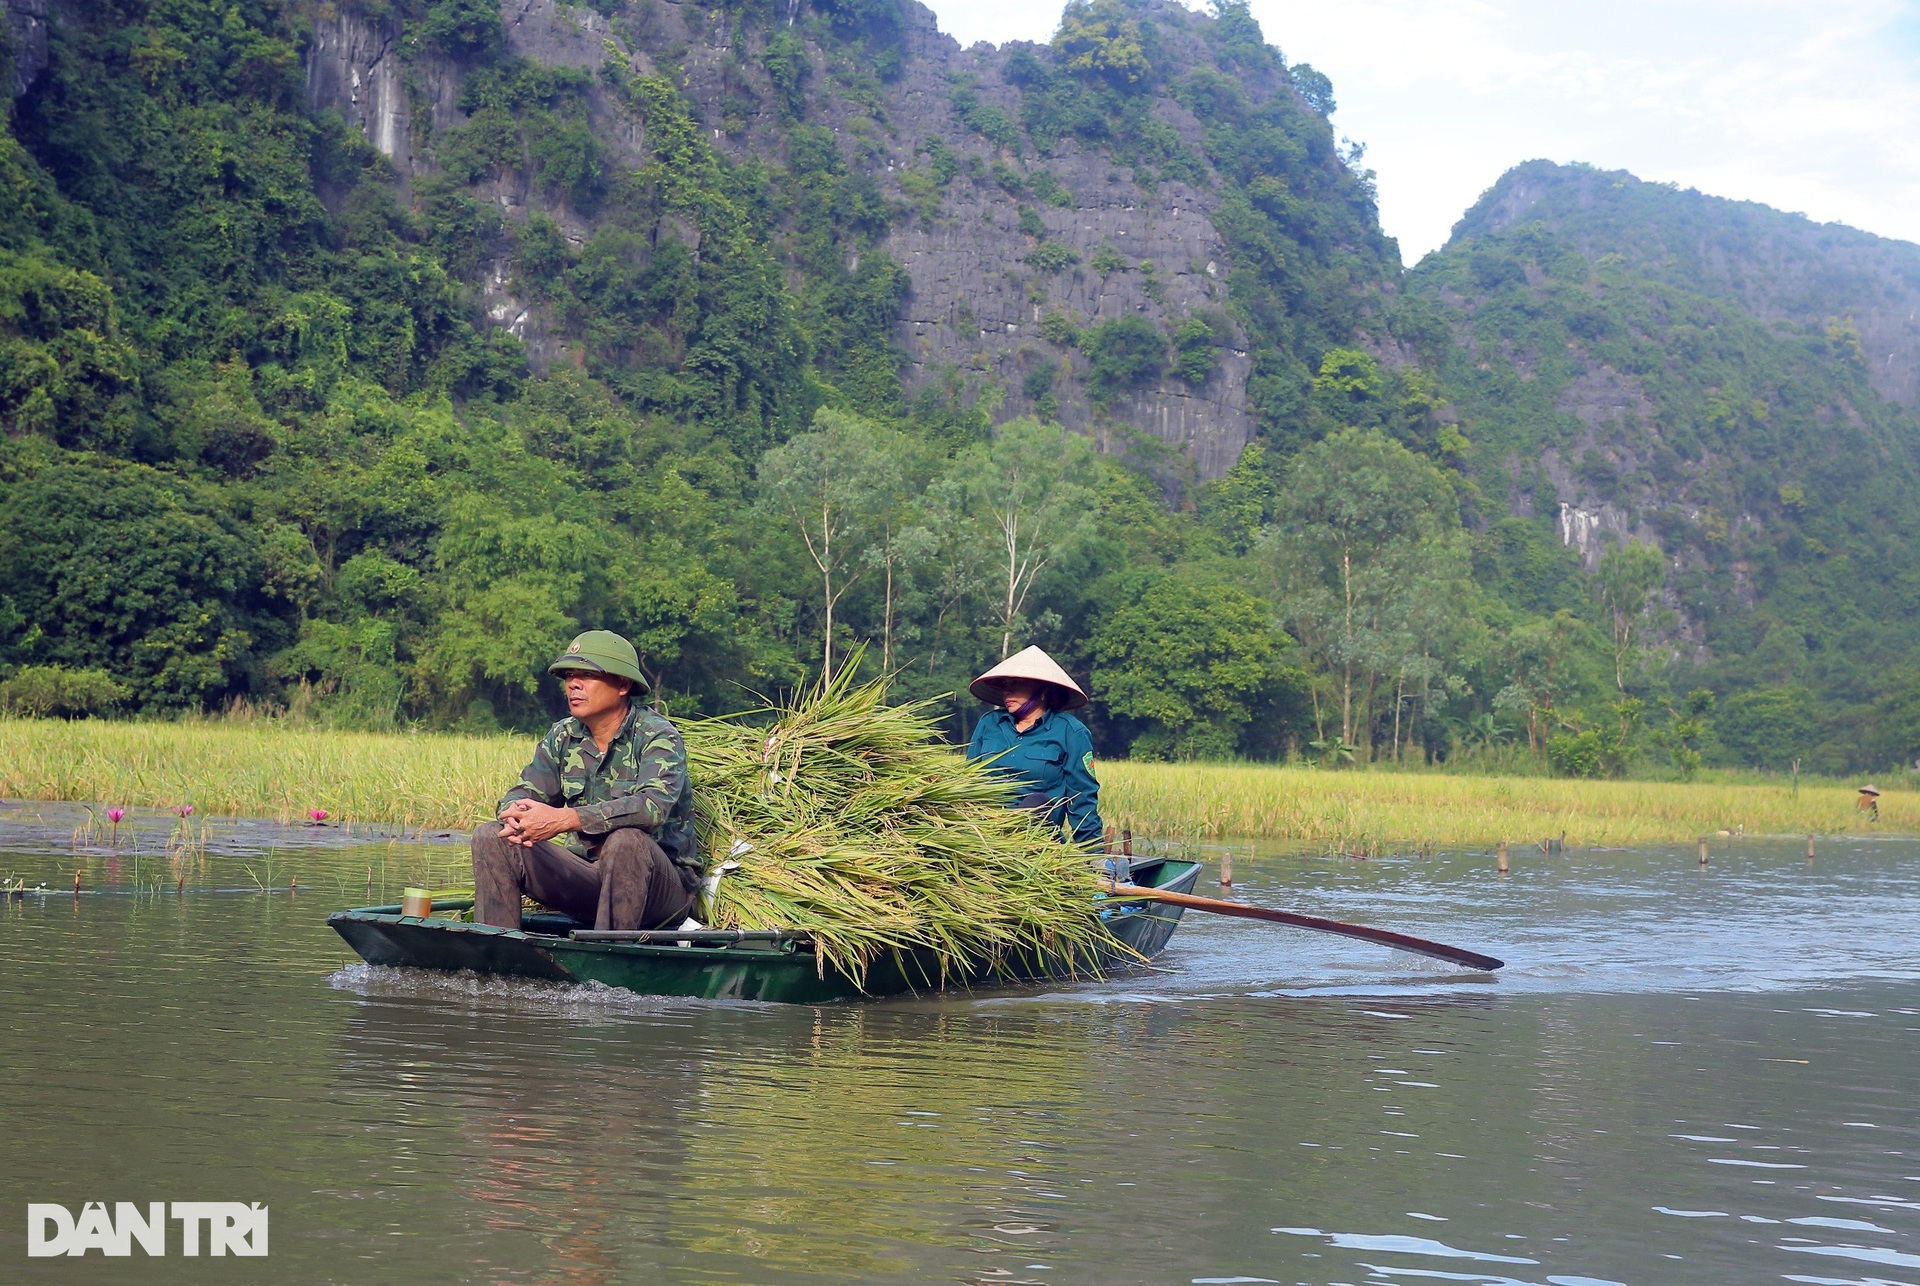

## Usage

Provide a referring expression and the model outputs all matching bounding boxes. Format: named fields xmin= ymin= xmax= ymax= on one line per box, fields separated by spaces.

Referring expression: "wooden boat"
xmin=328 ymin=857 xmax=1201 ymax=1004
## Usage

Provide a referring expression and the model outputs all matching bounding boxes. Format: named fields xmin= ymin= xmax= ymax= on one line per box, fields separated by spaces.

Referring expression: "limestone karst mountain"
xmin=7 ymin=0 xmax=1920 ymax=769
xmin=1453 ymin=160 xmax=1920 ymax=408
xmin=1406 ymin=161 xmax=1920 ymax=717
xmin=298 ymin=0 xmax=1393 ymax=479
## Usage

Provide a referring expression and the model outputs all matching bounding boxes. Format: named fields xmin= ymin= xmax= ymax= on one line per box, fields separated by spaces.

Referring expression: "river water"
xmin=2 ymin=804 xmax=1917 ymax=1284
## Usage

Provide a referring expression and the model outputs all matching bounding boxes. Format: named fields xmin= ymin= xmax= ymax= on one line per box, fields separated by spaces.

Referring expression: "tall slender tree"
xmin=1263 ymin=426 xmax=1467 ymax=754
xmin=929 ymin=418 xmax=1098 ymax=660
xmin=1595 ymin=540 xmax=1666 ymax=692
xmin=756 ymin=409 xmax=914 ymax=679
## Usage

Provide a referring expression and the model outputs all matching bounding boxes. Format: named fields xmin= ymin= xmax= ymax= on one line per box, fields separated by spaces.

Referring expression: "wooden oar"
xmin=1105 ymin=884 xmax=1505 ymax=972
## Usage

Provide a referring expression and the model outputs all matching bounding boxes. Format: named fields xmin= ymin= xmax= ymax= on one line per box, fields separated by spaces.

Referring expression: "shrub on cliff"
xmin=1082 ymin=316 xmax=1164 ymax=405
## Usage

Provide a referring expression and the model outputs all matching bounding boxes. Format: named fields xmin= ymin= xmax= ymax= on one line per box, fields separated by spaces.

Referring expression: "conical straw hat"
xmin=969 ymin=646 xmax=1088 ymax=711
xmin=1859 ymin=783 xmax=1881 ymax=795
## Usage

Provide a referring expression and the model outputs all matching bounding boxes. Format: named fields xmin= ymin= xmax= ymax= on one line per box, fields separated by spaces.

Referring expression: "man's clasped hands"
xmin=497 ymin=798 xmax=581 ymax=848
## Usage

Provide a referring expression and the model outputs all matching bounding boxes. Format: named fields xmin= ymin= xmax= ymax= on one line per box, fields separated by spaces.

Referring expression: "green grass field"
xmin=0 ymin=717 xmax=1900 ymax=848
xmin=1099 ymin=761 xmax=1895 ymax=849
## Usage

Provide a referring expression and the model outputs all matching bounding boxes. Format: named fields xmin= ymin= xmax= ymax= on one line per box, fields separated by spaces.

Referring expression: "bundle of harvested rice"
xmin=680 ymin=666 xmax=1117 ymax=987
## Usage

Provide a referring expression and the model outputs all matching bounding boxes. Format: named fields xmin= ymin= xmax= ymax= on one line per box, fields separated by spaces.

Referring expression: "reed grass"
xmin=0 ymin=717 xmax=522 ymax=829
xmin=0 ymin=716 xmax=1903 ymax=855
xmin=1100 ymin=761 xmax=1905 ymax=849
xmin=681 ymin=669 xmax=1113 ymax=985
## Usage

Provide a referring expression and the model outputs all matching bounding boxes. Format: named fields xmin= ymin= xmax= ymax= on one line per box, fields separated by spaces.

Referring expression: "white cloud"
xmin=928 ymin=0 xmax=1061 ymax=47
xmin=916 ymin=0 xmax=1920 ymax=262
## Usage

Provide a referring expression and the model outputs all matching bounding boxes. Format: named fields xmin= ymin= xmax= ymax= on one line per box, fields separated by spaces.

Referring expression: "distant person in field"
xmin=472 ymin=631 xmax=700 ymax=932
xmin=965 ymin=646 xmax=1104 ymax=845
xmin=1857 ymin=783 xmax=1880 ymax=823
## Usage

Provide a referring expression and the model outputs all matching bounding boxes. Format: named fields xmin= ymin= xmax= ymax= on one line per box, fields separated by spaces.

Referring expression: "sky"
xmin=921 ymin=0 xmax=1920 ymax=264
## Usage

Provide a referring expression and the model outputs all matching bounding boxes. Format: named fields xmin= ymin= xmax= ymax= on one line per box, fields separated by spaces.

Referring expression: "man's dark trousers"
xmin=472 ymin=821 xmax=696 ymax=931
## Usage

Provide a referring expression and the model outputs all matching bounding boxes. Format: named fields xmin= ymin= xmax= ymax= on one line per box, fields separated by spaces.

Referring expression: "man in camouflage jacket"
xmin=471 ymin=630 xmax=701 ymax=932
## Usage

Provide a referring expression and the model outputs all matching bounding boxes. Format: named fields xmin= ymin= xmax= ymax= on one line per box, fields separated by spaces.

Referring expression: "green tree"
xmin=930 ymin=418 xmax=1098 ymax=660
xmin=1594 ymin=540 xmax=1666 ymax=692
xmin=273 ymin=618 xmax=404 ymax=728
xmin=853 ymin=436 xmax=938 ymax=677
xmin=0 ymin=464 xmax=264 ymax=708
xmin=1714 ymin=686 xmax=1817 ymax=769
xmin=1197 ymin=441 xmax=1273 ymax=555
xmin=409 ymin=0 xmax=506 ymax=60
xmin=756 ymin=409 xmax=916 ymax=679
xmin=0 ymin=250 xmax=139 ymax=439
xmin=1547 ymin=698 xmax=1642 ymax=779
xmin=415 ymin=471 xmax=597 ymax=724
xmin=1052 ymin=0 xmax=1153 ymax=86
xmin=761 ymin=30 xmax=810 ymax=120
xmin=894 ymin=486 xmax=991 ymax=689
xmin=1310 ymin=347 xmax=1386 ymax=429
xmin=1093 ymin=572 xmax=1283 ymax=760
xmin=1088 ymin=244 xmax=1129 ymax=277
xmin=1654 ymin=688 xmax=1715 ymax=779
xmin=0 ymin=665 xmax=130 ymax=717
xmin=1378 ymin=556 xmax=1477 ymax=760
xmin=1492 ymin=610 xmax=1587 ymax=753
xmin=1263 ymin=427 xmax=1466 ymax=753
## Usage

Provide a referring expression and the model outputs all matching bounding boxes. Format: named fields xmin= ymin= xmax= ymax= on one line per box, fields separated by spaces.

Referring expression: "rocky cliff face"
xmin=300 ymin=0 xmax=1373 ymax=479
xmin=870 ymin=5 xmax=1255 ymax=479
xmin=1540 ymin=364 xmax=1662 ymax=570
xmin=304 ymin=8 xmax=411 ymax=168
xmin=6 ymin=0 xmax=48 ymax=99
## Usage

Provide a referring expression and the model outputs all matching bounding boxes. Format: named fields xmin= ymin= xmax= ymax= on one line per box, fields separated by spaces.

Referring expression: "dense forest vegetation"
xmin=1399 ymin=162 xmax=1920 ymax=778
xmin=2 ymin=0 xmax=1918 ymax=778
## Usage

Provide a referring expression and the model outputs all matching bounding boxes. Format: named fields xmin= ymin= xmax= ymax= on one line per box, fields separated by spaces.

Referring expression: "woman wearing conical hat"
xmin=965 ymin=646 xmax=1104 ymax=845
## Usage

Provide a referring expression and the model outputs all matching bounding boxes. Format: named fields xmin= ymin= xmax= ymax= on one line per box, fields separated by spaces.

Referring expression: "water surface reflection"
xmin=2 ymin=823 xmax=1917 ymax=1283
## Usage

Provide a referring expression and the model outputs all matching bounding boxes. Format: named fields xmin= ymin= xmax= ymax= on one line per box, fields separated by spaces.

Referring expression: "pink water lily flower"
xmin=309 ymin=809 xmax=329 ymax=824
xmin=106 ymin=808 xmax=125 ymax=824
xmin=173 ymin=804 xmax=194 ymax=818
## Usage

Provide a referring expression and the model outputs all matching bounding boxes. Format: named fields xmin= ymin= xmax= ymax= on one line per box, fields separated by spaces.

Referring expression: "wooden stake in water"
xmin=1220 ymin=851 xmax=1233 ymax=887
xmin=1496 ymin=841 xmax=1509 ymax=874
xmin=1698 ymin=839 xmax=1709 ymax=866
xmin=72 ymin=871 xmax=81 ymax=897
xmin=1806 ymin=835 xmax=1815 ymax=860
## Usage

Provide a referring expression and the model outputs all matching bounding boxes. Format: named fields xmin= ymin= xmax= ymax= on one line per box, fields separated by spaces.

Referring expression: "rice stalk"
xmin=680 ymin=665 xmax=1116 ymax=988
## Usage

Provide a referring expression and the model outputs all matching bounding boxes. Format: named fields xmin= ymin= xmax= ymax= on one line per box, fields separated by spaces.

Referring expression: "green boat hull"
xmin=329 ymin=858 xmax=1201 ymax=1004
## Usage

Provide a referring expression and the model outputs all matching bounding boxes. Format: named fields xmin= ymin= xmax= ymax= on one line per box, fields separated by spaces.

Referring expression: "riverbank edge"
xmin=0 ymin=718 xmax=1905 ymax=847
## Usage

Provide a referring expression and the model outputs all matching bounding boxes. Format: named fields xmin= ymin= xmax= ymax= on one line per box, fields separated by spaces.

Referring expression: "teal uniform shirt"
xmin=966 ymin=708 xmax=1105 ymax=844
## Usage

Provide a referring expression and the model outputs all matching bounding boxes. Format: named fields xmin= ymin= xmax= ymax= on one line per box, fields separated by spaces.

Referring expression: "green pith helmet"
xmin=548 ymin=630 xmax=650 ymax=694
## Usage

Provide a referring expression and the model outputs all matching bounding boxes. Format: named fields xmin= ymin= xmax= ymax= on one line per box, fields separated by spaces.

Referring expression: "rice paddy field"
xmin=0 ymin=716 xmax=1901 ymax=847
xmin=1099 ymin=761 xmax=1899 ymax=848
